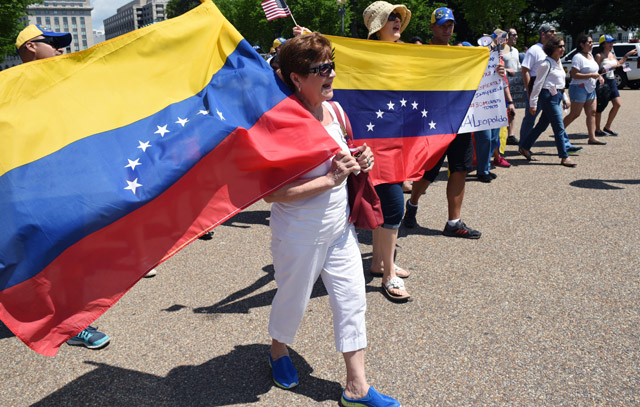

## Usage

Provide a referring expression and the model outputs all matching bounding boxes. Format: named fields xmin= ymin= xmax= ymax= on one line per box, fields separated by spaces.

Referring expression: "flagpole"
xmin=289 ymin=13 xmax=299 ymax=27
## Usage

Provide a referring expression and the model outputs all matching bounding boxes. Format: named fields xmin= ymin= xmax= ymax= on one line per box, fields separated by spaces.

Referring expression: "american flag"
xmin=261 ymin=0 xmax=292 ymax=21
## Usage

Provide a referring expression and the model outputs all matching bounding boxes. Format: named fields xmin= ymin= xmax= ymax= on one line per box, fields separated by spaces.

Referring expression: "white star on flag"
xmin=400 ymin=98 xmax=407 ymax=107
xmin=387 ymin=101 xmax=395 ymax=110
xmin=412 ymin=101 xmax=419 ymax=109
xmin=376 ymin=110 xmax=384 ymax=118
xmin=176 ymin=117 xmax=189 ymax=127
xmin=216 ymin=109 xmax=225 ymax=120
xmin=366 ymin=122 xmax=375 ymax=131
xmin=429 ymin=121 xmax=436 ymax=129
xmin=155 ymin=125 xmax=170 ymax=137
xmin=125 ymin=158 xmax=141 ymax=170
xmin=124 ymin=178 xmax=142 ymax=195
xmin=421 ymin=109 xmax=428 ymax=118
xmin=198 ymin=110 xmax=209 ymax=115
xmin=137 ymin=140 xmax=151 ymax=152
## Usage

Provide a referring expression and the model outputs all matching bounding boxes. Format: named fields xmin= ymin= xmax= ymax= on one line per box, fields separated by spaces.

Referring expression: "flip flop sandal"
xmin=370 ymin=264 xmax=410 ymax=279
xmin=382 ymin=277 xmax=411 ymax=302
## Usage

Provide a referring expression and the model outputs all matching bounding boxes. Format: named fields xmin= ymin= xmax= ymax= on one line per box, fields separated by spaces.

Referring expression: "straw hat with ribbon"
xmin=363 ymin=1 xmax=411 ymax=40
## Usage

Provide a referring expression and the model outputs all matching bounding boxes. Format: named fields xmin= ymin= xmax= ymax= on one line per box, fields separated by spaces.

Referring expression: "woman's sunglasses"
xmin=388 ymin=12 xmax=401 ymax=21
xmin=309 ymin=61 xmax=335 ymax=77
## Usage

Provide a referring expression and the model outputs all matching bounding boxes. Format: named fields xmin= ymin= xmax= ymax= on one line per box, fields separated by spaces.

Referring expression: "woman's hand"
xmin=592 ymin=72 xmax=601 ymax=80
xmin=529 ymin=107 xmax=537 ymax=116
xmin=354 ymin=144 xmax=375 ymax=173
xmin=598 ymin=75 xmax=604 ymax=85
xmin=496 ymin=62 xmax=505 ymax=77
xmin=326 ymin=151 xmax=360 ymax=186
xmin=293 ymin=26 xmax=311 ymax=37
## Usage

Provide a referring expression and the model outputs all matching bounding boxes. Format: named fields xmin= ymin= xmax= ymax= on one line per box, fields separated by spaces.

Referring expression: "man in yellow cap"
xmin=15 ymin=24 xmax=72 ymax=63
xmin=14 ymin=24 xmax=113 ymax=350
xmin=402 ymin=7 xmax=483 ymax=239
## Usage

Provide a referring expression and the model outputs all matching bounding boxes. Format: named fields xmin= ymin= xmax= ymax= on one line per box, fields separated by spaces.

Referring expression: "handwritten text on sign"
xmin=458 ymin=51 xmax=508 ymax=133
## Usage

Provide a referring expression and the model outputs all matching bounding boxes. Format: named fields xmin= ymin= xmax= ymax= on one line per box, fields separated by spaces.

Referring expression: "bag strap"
xmin=327 ymin=101 xmax=366 ymax=220
xmin=541 ymin=57 xmax=553 ymax=86
xmin=328 ymin=101 xmax=354 ymax=148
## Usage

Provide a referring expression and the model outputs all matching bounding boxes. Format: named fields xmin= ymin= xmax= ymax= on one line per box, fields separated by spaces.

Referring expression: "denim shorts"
xmin=373 ymin=182 xmax=404 ymax=229
xmin=569 ymin=84 xmax=596 ymax=103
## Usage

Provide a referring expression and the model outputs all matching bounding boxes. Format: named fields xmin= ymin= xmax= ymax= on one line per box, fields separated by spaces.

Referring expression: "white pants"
xmin=268 ymin=224 xmax=367 ymax=353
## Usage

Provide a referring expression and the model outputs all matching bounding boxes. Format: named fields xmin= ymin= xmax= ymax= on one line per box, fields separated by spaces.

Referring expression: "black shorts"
xmin=421 ymin=133 xmax=474 ymax=182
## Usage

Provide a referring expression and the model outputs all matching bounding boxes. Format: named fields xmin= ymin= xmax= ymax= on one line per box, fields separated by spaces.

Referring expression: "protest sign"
xmin=458 ymin=50 xmax=508 ymax=133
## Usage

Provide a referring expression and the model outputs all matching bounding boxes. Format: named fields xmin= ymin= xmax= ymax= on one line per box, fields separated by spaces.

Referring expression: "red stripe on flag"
xmin=354 ymin=134 xmax=457 ymax=185
xmin=0 ymin=95 xmax=340 ymax=356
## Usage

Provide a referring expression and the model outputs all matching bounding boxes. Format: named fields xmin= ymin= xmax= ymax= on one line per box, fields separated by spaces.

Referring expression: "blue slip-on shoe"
xmin=66 ymin=326 xmax=110 ymax=349
xmin=268 ymin=353 xmax=298 ymax=389
xmin=340 ymin=386 xmax=401 ymax=407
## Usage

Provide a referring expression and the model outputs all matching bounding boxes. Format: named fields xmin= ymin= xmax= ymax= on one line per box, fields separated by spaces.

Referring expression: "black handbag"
xmin=595 ymin=81 xmax=612 ymax=113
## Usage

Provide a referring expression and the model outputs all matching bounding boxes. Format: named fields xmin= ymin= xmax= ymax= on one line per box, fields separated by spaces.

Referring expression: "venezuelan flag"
xmin=0 ymin=1 xmax=339 ymax=356
xmin=328 ymin=35 xmax=489 ymax=185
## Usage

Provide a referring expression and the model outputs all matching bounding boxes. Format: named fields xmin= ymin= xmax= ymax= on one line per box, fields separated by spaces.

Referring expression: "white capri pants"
xmin=268 ymin=224 xmax=367 ymax=353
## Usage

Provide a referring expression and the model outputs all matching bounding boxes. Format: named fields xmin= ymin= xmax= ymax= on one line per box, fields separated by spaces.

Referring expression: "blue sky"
xmin=91 ymin=0 xmax=131 ymax=31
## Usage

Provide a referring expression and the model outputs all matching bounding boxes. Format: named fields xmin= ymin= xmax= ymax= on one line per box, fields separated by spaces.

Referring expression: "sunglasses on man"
xmin=309 ymin=61 xmax=335 ymax=77
xmin=30 ymin=37 xmax=60 ymax=48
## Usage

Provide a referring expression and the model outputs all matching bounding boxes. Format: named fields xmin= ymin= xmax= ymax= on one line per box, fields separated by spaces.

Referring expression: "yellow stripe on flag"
xmin=0 ymin=0 xmax=240 ymax=176
xmin=327 ymin=35 xmax=489 ymax=92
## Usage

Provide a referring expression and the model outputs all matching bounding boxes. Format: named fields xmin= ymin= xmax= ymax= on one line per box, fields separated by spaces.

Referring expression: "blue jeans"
xmin=520 ymin=89 xmax=569 ymax=159
xmin=475 ymin=128 xmax=500 ymax=175
xmin=521 ymin=89 xmax=573 ymax=151
xmin=373 ymin=182 xmax=404 ymax=229
xmin=519 ymin=91 xmax=543 ymax=145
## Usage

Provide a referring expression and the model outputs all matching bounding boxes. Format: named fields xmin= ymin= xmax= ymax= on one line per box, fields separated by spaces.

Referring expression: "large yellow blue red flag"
xmin=0 ymin=1 xmax=339 ymax=356
xmin=328 ymin=35 xmax=489 ymax=185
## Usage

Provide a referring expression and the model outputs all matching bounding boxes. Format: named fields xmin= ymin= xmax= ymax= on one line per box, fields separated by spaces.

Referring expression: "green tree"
xmin=166 ymin=0 xmax=201 ymax=19
xmin=451 ymin=0 xmax=527 ymax=43
xmin=0 ymin=0 xmax=42 ymax=63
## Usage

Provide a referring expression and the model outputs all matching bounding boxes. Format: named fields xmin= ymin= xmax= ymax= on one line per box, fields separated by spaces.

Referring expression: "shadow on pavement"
xmin=32 ymin=344 xmax=342 ymax=406
xmin=0 ymin=319 xmax=15 ymax=339
xmin=222 ymin=210 xmax=270 ymax=228
xmin=193 ymin=265 xmax=277 ymax=314
xmin=192 ymin=257 xmax=381 ymax=315
xmin=570 ymin=179 xmax=640 ymax=190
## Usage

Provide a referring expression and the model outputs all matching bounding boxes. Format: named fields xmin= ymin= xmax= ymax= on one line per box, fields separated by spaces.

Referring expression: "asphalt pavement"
xmin=2 ymin=90 xmax=639 ymax=407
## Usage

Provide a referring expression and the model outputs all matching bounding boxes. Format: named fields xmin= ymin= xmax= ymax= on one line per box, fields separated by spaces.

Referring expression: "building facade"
xmin=104 ymin=0 xmax=168 ymax=40
xmin=1 ymin=0 xmax=93 ymax=71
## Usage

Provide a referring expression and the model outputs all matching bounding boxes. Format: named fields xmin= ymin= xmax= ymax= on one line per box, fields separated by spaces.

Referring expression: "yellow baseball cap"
xmin=16 ymin=24 xmax=72 ymax=50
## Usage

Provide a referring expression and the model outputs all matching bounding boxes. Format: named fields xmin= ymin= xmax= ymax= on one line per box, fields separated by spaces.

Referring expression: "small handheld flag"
xmin=261 ymin=0 xmax=292 ymax=21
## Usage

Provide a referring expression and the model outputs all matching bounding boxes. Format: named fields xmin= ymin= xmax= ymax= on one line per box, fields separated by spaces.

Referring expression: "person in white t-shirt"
xmin=520 ymin=36 xmax=577 ymax=167
xmin=563 ymin=34 xmax=606 ymax=145
xmin=518 ymin=24 xmax=555 ymax=146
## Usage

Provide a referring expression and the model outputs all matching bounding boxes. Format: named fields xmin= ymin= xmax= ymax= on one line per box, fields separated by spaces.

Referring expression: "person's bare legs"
xmin=371 ymin=227 xmax=409 ymax=297
xmin=563 ymin=100 xmax=584 ymax=130
xmin=271 ymin=338 xmax=289 ymax=360
xmin=584 ymin=98 xmax=598 ymax=142
xmin=595 ymin=111 xmax=603 ymax=133
xmin=446 ymin=172 xmax=466 ymax=221
xmin=343 ymin=349 xmax=370 ymax=399
xmin=604 ymin=97 xmax=622 ymax=131
xmin=409 ymin=178 xmax=431 ymax=206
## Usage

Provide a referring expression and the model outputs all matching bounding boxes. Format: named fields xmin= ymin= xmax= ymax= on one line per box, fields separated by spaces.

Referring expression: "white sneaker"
xmin=144 ymin=268 xmax=157 ymax=278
